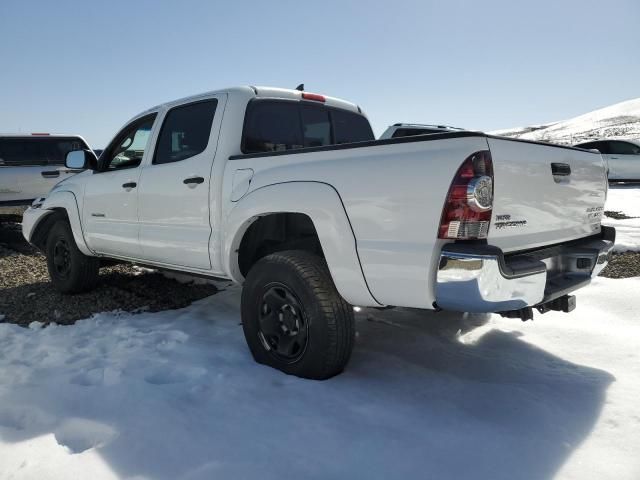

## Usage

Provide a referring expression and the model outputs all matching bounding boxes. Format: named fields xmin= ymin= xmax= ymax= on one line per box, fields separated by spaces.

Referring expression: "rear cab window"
xmin=0 ymin=137 xmax=87 ymax=166
xmin=241 ymin=100 xmax=374 ymax=154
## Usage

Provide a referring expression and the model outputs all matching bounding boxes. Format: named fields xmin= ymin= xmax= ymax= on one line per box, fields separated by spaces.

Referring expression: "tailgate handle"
xmin=551 ymin=163 xmax=571 ymax=176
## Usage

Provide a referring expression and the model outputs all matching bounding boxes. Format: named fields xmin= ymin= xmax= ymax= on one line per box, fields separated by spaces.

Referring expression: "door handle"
xmin=183 ymin=176 xmax=205 ymax=185
xmin=122 ymin=182 xmax=137 ymax=189
xmin=41 ymin=170 xmax=60 ymax=178
xmin=551 ymin=163 xmax=571 ymax=176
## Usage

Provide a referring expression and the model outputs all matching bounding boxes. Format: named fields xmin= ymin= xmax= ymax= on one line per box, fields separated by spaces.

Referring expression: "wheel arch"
xmin=35 ymin=191 xmax=93 ymax=256
xmin=225 ymin=181 xmax=382 ymax=307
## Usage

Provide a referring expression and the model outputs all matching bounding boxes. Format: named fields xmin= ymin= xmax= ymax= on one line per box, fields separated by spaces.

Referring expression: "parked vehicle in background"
xmin=0 ymin=134 xmax=89 ymax=211
xmin=379 ymin=123 xmax=464 ymax=139
xmin=22 ymin=86 xmax=614 ymax=379
xmin=574 ymin=139 xmax=640 ymax=181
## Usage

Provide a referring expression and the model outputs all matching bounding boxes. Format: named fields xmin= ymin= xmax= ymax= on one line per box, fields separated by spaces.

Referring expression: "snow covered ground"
xmin=0 ymin=189 xmax=638 ymax=480
xmin=492 ymin=97 xmax=640 ymax=146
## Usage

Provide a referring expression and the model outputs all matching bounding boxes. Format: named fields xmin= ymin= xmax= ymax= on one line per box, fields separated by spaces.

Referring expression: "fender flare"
xmin=39 ymin=191 xmax=93 ymax=256
xmin=224 ymin=181 xmax=382 ymax=307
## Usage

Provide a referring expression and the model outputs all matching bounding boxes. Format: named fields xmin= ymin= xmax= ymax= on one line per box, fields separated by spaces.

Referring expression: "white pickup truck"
xmin=22 ymin=86 xmax=615 ymax=379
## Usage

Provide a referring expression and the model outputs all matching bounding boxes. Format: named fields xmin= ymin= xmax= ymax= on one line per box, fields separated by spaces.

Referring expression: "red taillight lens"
xmin=438 ymin=150 xmax=494 ymax=240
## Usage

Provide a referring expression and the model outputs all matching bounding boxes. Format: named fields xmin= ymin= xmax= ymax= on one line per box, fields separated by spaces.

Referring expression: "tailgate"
xmin=487 ymin=137 xmax=607 ymax=252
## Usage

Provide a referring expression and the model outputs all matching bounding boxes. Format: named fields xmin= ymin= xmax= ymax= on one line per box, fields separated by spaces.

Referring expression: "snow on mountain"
xmin=491 ymin=98 xmax=640 ymax=145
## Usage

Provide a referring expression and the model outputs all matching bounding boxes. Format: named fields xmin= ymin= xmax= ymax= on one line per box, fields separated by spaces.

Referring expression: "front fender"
xmin=38 ymin=191 xmax=93 ymax=256
xmin=224 ymin=181 xmax=382 ymax=307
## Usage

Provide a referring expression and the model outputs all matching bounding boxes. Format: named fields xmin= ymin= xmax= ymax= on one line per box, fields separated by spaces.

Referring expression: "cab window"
xmin=101 ymin=114 xmax=157 ymax=171
xmin=241 ymin=100 xmax=374 ymax=154
xmin=153 ymin=99 xmax=218 ymax=165
xmin=242 ymin=101 xmax=303 ymax=153
xmin=331 ymin=109 xmax=374 ymax=144
xmin=608 ymin=141 xmax=640 ymax=155
xmin=576 ymin=141 xmax=608 ymax=153
xmin=0 ymin=137 xmax=86 ymax=166
xmin=302 ymin=105 xmax=331 ymax=147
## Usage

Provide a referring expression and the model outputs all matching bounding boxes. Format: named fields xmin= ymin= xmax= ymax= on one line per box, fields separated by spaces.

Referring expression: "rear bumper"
xmin=435 ymin=227 xmax=615 ymax=313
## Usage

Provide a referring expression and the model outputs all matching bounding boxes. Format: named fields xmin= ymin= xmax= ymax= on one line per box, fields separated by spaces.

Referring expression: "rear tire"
xmin=45 ymin=220 xmax=99 ymax=294
xmin=241 ymin=250 xmax=355 ymax=380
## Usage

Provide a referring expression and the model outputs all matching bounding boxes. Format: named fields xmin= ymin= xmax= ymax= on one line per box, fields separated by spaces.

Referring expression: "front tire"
xmin=241 ymin=250 xmax=355 ymax=380
xmin=45 ymin=220 xmax=99 ymax=294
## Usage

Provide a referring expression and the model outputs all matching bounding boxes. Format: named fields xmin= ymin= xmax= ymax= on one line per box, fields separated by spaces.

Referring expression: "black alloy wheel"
xmin=258 ymin=283 xmax=309 ymax=363
xmin=52 ymin=238 xmax=72 ymax=277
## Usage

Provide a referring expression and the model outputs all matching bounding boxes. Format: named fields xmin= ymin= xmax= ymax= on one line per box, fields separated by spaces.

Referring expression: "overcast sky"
xmin=1 ymin=0 xmax=638 ymax=147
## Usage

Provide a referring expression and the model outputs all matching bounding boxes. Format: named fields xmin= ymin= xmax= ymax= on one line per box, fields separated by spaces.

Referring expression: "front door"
xmin=137 ymin=95 xmax=225 ymax=269
xmin=82 ymin=114 xmax=157 ymax=257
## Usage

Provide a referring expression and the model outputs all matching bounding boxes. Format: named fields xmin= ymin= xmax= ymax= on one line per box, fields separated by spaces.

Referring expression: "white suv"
xmin=0 ymin=134 xmax=89 ymax=212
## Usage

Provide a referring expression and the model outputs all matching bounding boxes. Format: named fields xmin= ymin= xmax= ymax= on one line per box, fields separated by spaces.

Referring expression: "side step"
xmin=500 ymin=294 xmax=576 ymax=321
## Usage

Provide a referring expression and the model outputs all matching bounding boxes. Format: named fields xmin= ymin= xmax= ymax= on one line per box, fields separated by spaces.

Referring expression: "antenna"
xmin=295 ymin=84 xmax=304 ymax=91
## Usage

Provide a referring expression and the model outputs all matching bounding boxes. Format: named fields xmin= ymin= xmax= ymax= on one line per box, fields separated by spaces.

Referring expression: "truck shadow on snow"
xmin=345 ymin=307 xmax=615 ymax=480
xmin=0 ymin=294 xmax=614 ymax=480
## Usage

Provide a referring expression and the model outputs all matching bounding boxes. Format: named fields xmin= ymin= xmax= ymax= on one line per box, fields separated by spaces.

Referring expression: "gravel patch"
xmin=0 ymin=220 xmax=218 ymax=326
xmin=599 ymin=252 xmax=640 ymax=279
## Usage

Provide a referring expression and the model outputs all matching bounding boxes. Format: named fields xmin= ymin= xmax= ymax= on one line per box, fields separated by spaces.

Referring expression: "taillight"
xmin=438 ymin=150 xmax=494 ymax=240
xmin=301 ymin=92 xmax=326 ymax=102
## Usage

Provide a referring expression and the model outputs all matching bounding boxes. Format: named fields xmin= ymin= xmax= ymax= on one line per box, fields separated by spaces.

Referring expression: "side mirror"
xmin=65 ymin=149 xmax=98 ymax=170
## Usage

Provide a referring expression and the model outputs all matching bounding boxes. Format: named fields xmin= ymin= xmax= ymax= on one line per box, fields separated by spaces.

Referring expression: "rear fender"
xmin=224 ymin=181 xmax=381 ymax=307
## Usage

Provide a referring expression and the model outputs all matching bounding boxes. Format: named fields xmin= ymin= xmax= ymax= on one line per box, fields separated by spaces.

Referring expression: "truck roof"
xmin=136 ymin=86 xmax=362 ymax=120
xmin=0 ymin=133 xmax=85 ymax=138
xmin=391 ymin=123 xmax=464 ymax=131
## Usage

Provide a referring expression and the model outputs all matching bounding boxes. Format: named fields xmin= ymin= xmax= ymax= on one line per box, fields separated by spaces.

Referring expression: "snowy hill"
xmin=491 ymin=97 xmax=640 ymax=146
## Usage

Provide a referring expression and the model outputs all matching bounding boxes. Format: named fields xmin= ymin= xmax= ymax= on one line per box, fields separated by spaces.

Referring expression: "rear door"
xmin=0 ymin=137 xmax=85 ymax=204
xmin=487 ymin=137 xmax=607 ymax=253
xmin=137 ymin=95 xmax=225 ymax=269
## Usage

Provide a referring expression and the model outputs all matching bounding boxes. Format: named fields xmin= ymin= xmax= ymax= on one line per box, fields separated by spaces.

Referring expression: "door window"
xmin=153 ymin=99 xmax=218 ymax=165
xmin=608 ymin=141 xmax=640 ymax=155
xmin=101 ymin=115 xmax=157 ymax=171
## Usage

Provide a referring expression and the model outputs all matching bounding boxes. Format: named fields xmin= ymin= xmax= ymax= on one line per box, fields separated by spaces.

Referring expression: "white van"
xmin=0 ymin=134 xmax=89 ymax=212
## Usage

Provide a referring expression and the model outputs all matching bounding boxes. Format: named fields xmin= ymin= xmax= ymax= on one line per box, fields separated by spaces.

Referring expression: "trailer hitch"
xmin=500 ymin=295 xmax=576 ymax=321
